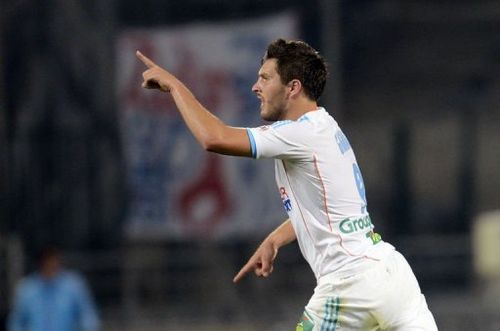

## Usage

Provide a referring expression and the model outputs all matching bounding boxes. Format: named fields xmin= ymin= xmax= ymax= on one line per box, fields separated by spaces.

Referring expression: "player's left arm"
xmin=137 ymin=51 xmax=251 ymax=157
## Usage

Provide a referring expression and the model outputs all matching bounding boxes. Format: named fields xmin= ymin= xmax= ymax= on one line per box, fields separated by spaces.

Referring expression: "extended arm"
xmin=233 ymin=219 xmax=296 ymax=282
xmin=136 ymin=51 xmax=251 ymax=157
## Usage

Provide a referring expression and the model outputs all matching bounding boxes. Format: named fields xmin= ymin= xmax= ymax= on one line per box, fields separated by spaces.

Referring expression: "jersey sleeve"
xmin=246 ymin=120 xmax=312 ymax=160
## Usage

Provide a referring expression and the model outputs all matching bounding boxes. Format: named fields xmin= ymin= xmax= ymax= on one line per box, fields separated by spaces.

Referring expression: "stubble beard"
xmin=260 ymin=100 xmax=286 ymax=122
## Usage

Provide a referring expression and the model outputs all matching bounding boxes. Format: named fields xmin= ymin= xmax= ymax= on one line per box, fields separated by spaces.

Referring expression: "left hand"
xmin=233 ymin=240 xmax=278 ymax=283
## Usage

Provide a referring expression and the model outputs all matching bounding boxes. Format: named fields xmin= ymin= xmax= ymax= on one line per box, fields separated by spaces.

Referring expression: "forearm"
xmin=265 ymin=219 xmax=296 ymax=250
xmin=166 ymin=79 xmax=250 ymax=156
xmin=169 ymin=80 xmax=226 ymax=150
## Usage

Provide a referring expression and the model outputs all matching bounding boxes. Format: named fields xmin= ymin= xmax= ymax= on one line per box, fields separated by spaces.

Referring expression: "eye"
xmin=259 ymin=72 xmax=269 ymax=78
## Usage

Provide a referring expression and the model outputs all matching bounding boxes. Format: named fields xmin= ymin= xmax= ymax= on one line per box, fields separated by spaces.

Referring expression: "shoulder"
xmin=18 ymin=274 xmax=42 ymax=289
xmin=13 ymin=275 xmax=41 ymax=300
xmin=59 ymin=270 xmax=88 ymax=288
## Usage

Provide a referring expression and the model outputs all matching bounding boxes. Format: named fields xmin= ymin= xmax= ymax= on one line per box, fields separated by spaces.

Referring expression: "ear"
xmin=287 ymin=79 xmax=303 ymax=98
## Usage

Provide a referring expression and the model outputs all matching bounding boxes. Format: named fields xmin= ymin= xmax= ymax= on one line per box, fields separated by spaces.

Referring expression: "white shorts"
xmin=296 ymin=250 xmax=437 ymax=331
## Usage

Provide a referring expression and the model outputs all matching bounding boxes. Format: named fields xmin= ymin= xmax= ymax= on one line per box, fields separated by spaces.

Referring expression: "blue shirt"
xmin=8 ymin=270 xmax=100 ymax=331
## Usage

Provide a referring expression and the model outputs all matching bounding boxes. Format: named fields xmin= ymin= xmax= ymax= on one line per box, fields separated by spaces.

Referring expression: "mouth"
xmin=256 ymin=95 xmax=264 ymax=108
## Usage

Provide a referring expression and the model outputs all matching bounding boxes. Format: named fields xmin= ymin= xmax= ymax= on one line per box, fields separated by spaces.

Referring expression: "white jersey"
xmin=247 ymin=108 xmax=394 ymax=280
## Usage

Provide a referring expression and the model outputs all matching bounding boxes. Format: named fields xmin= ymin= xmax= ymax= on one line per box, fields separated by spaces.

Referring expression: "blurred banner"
xmin=117 ymin=13 xmax=298 ymax=240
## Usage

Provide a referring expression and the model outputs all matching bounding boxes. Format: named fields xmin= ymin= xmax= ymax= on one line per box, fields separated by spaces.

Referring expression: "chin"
xmin=263 ymin=113 xmax=280 ymax=122
xmin=260 ymin=105 xmax=282 ymax=122
xmin=260 ymin=109 xmax=270 ymax=121
xmin=261 ymin=113 xmax=274 ymax=122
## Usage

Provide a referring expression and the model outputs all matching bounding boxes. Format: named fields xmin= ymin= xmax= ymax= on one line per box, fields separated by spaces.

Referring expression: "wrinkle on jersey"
xmin=313 ymin=155 xmax=333 ymax=232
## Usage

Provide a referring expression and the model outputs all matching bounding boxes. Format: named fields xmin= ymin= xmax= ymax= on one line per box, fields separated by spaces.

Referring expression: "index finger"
xmin=232 ymin=261 xmax=254 ymax=283
xmin=136 ymin=50 xmax=157 ymax=68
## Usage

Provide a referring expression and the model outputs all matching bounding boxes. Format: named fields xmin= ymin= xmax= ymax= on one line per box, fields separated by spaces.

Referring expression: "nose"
xmin=252 ymin=80 xmax=260 ymax=94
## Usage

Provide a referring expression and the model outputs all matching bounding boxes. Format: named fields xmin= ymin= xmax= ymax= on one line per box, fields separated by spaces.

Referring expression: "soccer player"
xmin=137 ymin=39 xmax=437 ymax=330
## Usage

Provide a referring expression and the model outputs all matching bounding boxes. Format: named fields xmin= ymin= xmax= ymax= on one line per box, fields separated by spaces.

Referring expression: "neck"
xmin=283 ymin=99 xmax=319 ymax=121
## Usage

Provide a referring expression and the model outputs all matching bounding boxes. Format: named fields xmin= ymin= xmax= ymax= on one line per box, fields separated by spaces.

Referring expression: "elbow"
xmin=201 ymin=136 xmax=224 ymax=153
xmin=198 ymin=125 xmax=234 ymax=154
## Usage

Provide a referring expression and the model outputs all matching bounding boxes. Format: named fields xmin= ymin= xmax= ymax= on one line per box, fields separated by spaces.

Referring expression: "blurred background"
xmin=1 ymin=0 xmax=500 ymax=330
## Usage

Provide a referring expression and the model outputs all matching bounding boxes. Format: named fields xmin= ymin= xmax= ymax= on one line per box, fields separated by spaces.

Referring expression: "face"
xmin=252 ymin=59 xmax=289 ymax=121
xmin=40 ymin=254 xmax=62 ymax=279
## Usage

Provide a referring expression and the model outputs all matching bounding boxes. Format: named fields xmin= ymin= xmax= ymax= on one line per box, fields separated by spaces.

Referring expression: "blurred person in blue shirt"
xmin=7 ymin=246 xmax=100 ymax=331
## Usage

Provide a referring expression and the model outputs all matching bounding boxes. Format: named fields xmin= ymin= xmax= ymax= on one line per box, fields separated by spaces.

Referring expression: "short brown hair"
xmin=263 ymin=39 xmax=328 ymax=101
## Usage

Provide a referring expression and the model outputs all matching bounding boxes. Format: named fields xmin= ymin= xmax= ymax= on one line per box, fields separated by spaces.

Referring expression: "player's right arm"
xmin=7 ymin=281 xmax=29 ymax=331
xmin=233 ymin=219 xmax=296 ymax=282
xmin=136 ymin=51 xmax=252 ymax=157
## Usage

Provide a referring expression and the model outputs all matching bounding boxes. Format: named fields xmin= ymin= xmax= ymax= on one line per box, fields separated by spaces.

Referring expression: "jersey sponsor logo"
xmin=366 ymin=230 xmax=382 ymax=245
xmin=334 ymin=129 xmax=352 ymax=154
xmin=339 ymin=215 xmax=373 ymax=234
xmin=280 ymin=187 xmax=292 ymax=212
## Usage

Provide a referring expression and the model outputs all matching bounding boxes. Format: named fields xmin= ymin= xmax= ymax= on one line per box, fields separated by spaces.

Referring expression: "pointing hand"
xmin=136 ymin=50 xmax=174 ymax=92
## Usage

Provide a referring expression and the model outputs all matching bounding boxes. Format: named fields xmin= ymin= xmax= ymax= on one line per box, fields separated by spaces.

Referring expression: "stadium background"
xmin=1 ymin=0 xmax=500 ymax=330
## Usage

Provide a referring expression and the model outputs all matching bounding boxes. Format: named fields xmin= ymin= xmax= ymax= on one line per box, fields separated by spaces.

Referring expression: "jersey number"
xmin=352 ymin=163 xmax=367 ymax=213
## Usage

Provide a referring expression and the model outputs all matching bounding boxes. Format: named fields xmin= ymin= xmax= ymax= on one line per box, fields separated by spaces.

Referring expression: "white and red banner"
xmin=117 ymin=13 xmax=298 ymax=239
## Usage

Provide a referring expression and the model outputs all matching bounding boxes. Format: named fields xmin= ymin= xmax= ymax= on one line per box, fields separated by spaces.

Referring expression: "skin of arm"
xmin=233 ymin=219 xmax=296 ymax=282
xmin=136 ymin=51 xmax=251 ymax=157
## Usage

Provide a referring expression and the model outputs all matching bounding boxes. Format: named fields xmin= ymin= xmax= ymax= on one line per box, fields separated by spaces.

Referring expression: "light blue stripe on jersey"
xmin=271 ymin=116 xmax=310 ymax=129
xmin=246 ymin=128 xmax=257 ymax=158
xmin=271 ymin=120 xmax=293 ymax=129
xmin=298 ymin=115 xmax=311 ymax=122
